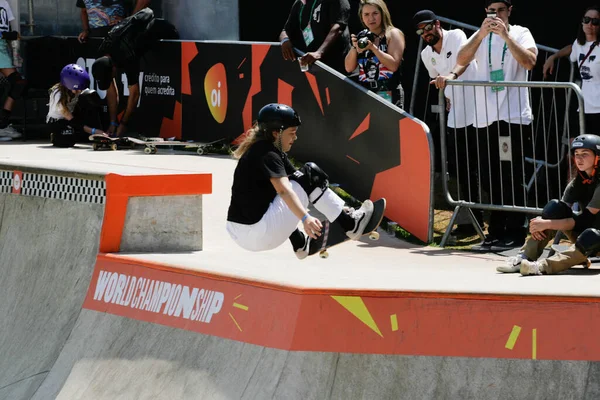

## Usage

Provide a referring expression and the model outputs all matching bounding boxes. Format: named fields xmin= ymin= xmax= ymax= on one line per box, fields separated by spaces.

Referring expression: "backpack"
xmin=99 ymin=7 xmax=155 ymax=65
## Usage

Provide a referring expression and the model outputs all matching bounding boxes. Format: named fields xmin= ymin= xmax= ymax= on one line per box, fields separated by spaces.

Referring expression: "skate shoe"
xmin=0 ymin=124 xmax=21 ymax=139
xmin=520 ymin=260 xmax=544 ymax=276
xmin=295 ymin=232 xmax=311 ymax=260
xmin=497 ymin=253 xmax=526 ymax=273
xmin=345 ymin=199 xmax=374 ymax=240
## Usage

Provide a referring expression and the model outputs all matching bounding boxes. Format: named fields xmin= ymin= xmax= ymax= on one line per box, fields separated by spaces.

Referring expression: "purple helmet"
xmin=60 ymin=64 xmax=90 ymax=90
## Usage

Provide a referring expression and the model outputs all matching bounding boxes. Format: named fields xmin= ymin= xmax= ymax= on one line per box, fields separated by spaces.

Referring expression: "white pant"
xmin=226 ymin=181 xmax=344 ymax=252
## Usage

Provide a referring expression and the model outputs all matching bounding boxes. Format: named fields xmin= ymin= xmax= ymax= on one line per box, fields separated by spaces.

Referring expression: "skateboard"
xmin=125 ymin=136 xmax=228 ymax=155
xmin=89 ymin=134 xmax=135 ymax=151
xmin=309 ymin=198 xmax=386 ymax=259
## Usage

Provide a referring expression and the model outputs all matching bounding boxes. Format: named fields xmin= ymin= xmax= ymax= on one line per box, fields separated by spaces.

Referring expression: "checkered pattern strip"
xmin=20 ymin=173 xmax=106 ymax=204
xmin=0 ymin=170 xmax=11 ymax=194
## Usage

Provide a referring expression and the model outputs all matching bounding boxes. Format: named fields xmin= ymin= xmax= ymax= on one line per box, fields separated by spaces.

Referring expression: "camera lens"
xmin=357 ymin=37 xmax=368 ymax=49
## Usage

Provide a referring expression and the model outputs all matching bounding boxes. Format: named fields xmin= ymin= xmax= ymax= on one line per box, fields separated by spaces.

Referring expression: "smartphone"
xmin=487 ymin=12 xmax=497 ymax=19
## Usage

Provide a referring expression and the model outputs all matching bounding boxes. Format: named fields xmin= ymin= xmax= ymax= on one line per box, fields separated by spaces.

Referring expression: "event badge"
xmin=302 ymin=25 xmax=314 ymax=46
xmin=490 ymin=69 xmax=505 ymax=92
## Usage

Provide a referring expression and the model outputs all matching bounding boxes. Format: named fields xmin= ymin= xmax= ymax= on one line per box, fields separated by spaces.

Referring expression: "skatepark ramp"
xmin=3 ymin=155 xmax=600 ymax=399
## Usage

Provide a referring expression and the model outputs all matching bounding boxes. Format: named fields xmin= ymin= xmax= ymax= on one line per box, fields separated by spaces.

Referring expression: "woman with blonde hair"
xmin=344 ymin=0 xmax=405 ymax=107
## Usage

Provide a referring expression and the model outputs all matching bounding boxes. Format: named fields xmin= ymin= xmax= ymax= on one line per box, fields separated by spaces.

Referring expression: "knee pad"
xmin=7 ymin=72 xmax=28 ymax=100
xmin=289 ymin=162 xmax=329 ymax=201
xmin=541 ymin=199 xmax=573 ymax=220
xmin=575 ymin=228 xmax=600 ymax=257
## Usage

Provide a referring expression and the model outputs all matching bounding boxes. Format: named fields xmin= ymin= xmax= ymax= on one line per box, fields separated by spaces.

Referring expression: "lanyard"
xmin=488 ymin=33 xmax=508 ymax=70
xmin=299 ymin=0 xmax=318 ymax=28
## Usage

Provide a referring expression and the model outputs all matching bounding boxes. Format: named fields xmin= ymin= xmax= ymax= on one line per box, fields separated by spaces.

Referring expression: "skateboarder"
xmin=226 ymin=103 xmax=374 ymax=259
xmin=497 ymin=134 xmax=600 ymax=275
xmin=46 ymin=63 xmax=105 ymax=147
xmin=91 ymin=7 xmax=178 ymax=137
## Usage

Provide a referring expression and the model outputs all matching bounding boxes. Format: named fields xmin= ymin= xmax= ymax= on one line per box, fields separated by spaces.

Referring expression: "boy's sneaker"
xmin=295 ymin=232 xmax=311 ymax=260
xmin=0 ymin=125 xmax=21 ymax=139
xmin=520 ymin=260 xmax=544 ymax=276
xmin=345 ymin=199 xmax=374 ymax=240
xmin=497 ymin=253 xmax=527 ymax=273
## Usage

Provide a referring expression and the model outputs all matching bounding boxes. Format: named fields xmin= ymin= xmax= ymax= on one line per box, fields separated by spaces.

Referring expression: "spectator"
xmin=414 ymin=9 xmax=483 ymax=237
xmin=0 ymin=0 xmax=25 ymax=141
xmin=226 ymin=103 xmax=374 ymax=259
xmin=543 ymin=5 xmax=600 ymax=135
xmin=279 ymin=0 xmax=352 ymax=75
xmin=457 ymin=0 xmax=538 ymax=249
xmin=47 ymin=63 xmax=105 ymax=147
xmin=77 ymin=0 xmax=151 ymax=43
xmin=496 ymin=134 xmax=600 ymax=275
xmin=344 ymin=0 xmax=405 ymax=107
xmin=91 ymin=7 xmax=178 ymax=137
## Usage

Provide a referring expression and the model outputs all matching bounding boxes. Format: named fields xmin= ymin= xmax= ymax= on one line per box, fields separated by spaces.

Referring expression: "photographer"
xmin=344 ymin=0 xmax=405 ymax=108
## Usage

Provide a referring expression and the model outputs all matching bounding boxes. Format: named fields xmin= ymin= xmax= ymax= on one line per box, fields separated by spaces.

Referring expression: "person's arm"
xmin=116 ymin=83 xmax=140 ymax=136
xmin=457 ymin=28 xmax=487 ymax=67
xmin=543 ymin=44 xmax=573 ymax=78
xmin=77 ymin=1 xmax=90 ymax=43
xmin=302 ymin=23 xmax=345 ymax=64
xmin=491 ymin=21 xmax=537 ymax=71
xmin=368 ymin=28 xmax=404 ymax=72
xmin=132 ymin=0 xmax=151 ymax=14
xmin=344 ymin=36 xmax=359 ymax=73
xmin=270 ymin=176 xmax=322 ymax=239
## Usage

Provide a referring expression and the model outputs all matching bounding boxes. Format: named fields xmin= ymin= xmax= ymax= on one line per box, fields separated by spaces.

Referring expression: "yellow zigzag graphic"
xmin=331 ymin=296 xmax=383 ymax=337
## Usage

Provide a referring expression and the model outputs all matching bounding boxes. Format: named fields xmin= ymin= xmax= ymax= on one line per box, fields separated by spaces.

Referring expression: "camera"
xmin=356 ymin=30 xmax=376 ymax=49
xmin=486 ymin=12 xmax=497 ymax=19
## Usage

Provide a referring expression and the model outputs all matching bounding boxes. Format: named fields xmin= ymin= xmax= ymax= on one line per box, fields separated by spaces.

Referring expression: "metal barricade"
xmin=437 ymin=80 xmax=585 ymax=247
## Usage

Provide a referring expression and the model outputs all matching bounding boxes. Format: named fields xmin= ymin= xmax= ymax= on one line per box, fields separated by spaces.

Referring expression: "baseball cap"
xmin=413 ymin=10 xmax=437 ymax=27
xmin=485 ymin=0 xmax=512 ymax=7
xmin=91 ymin=56 xmax=114 ymax=91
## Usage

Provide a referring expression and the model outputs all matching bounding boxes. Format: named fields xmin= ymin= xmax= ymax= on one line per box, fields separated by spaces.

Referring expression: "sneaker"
xmin=295 ymin=232 xmax=310 ymax=260
xmin=497 ymin=253 xmax=526 ymax=273
xmin=345 ymin=199 xmax=374 ymax=240
xmin=0 ymin=124 xmax=21 ymax=139
xmin=520 ymin=260 xmax=544 ymax=276
xmin=480 ymin=234 xmax=500 ymax=248
xmin=0 ymin=136 xmax=11 ymax=141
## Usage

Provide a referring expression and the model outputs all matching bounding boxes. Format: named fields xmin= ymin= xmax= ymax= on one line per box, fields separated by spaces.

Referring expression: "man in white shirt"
xmin=415 ymin=9 xmax=482 ymax=237
xmin=457 ymin=0 xmax=538 ymax=249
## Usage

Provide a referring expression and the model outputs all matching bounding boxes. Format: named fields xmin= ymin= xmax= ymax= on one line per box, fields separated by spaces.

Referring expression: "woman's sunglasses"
xmin=416 ymin=23 xmax=434 ymax=36
xmin=582 ymin=16 xmax=600 ymax=26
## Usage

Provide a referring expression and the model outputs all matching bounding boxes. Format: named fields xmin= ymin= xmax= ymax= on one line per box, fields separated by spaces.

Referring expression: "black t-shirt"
xmin=283 ymin=0 xmax=351 ymax=75
xmin=562 ymin=174 xmax=600 ymax=229
xmin=227 ymin=140 xmax=297 ymax=225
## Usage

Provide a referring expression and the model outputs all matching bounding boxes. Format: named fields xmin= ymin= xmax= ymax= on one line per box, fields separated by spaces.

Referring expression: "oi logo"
xmin=204 ymin=63 xmax=228 ymax=123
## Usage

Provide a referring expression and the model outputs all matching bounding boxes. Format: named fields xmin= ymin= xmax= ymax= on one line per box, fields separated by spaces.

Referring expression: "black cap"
xmin=91 ymin=56 xmax=114 ymax=91
xmin=413 ymin=10 xmax=437 ymax=27
xmin=485 ymin=0 xmax=512 ymax=7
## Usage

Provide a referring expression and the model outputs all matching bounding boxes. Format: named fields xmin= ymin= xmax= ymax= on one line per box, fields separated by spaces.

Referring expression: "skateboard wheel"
xmin=369 ymin=231 xmax=380 ymax=241
xmin=144 ymin=147 xmax=153 ymax=154
xmin=319 ymin=250 xmax=329 ymax=259
xmin=151 ymin=147 xmax=158 ymax=154
xmin=197 ymin=147 xmax=204 ymax=155
xmin=110 ymin=143 xmax=118 ymax=151
xmin=92 ymin=143 xmax=99 ymax=151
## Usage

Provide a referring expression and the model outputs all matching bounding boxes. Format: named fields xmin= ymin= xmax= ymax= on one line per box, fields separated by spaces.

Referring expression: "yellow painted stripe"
xmin=505 ymin=325 xmax=522 ymax=350
xmin=532 ymin=329 xmax=537 ymax=360
xmin=233 ymin=302 xmax=248 ymax=311
xmin=390 ymin=314 xmax=398 ymax=331
xmin=229 ymin=313 xmax=242 ymax=332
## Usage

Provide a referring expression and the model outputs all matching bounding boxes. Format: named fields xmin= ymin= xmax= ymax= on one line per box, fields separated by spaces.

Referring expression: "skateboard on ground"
xmin=125 ymin=136 xmax=228 ymax=155
xmin=89 ymin=133 xmax=135 ymax=151
xmin=308 ymin=198 xmax=386 ymax=259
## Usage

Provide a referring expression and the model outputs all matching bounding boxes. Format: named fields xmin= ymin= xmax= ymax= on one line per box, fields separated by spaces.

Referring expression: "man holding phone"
xmin=457 ymin=0 xmax=538 ymax=250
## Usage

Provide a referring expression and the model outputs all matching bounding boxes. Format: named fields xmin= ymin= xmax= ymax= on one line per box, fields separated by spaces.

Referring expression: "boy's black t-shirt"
xmin=227 ymin=140 xmax=297 ymax=225
xmin=562 ymin=174 xmax=600 ymax=229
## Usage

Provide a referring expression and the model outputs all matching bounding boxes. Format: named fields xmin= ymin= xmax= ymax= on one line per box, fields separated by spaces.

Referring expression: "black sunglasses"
xmin=582 ymin=16 xmax=600 ymax=26
xmin=416 ymin=23 xmax=434 ymax=36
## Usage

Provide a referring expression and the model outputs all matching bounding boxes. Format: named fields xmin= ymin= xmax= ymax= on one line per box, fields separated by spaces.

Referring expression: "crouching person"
xmin=226 ymin=103 xmax=374 ymax=259
xmin=47 ymin=63 xmax=104 ymax=147
xmin=496 ymin=134 xmax=600 ymax=275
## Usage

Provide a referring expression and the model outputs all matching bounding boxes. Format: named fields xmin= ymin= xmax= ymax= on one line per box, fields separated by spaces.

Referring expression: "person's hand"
xmin=487 ymin=17 xmax=508 ymax=39
xmin=116 ymin=123 xmax=127 ymax=137
xmin=281 ymin=39 xmax=296 ymax=61
xmin=445 ymin=96 xmax=451 ymax=112
xmin=531 ymin=231 xmax=547 ymax=241
xmin=78 ymin=30 xmax=89 ymax=43
xmin=107 ymin=124 xmax=117 ymax=136
xmin=543 ymin=55 xmax=556 ymax=79
xmin=529 ymin=217 xmax=549 ymax=234
xmin=303 ymin=215 xmax=323 ymax=240
xmin=301 ymin=51 xmax=322 ymax=66
xmin=430 ymin=75 xmax=451 ymax=90
xmin=350 ymin=34 xmax=366 ymax=54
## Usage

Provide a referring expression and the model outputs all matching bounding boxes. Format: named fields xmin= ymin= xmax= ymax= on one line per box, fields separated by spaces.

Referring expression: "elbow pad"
xmin=575 ymin=228 xmax=600 ymax=257
xmin=573 ymin=208 xmax=595 ymax=233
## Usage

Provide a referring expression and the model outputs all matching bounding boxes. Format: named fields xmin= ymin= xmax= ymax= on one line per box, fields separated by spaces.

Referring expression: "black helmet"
xmin=257 ymin=103 xmax=301 ymax=132
xmin=571 ymin=134 xmax=600 ymax=155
